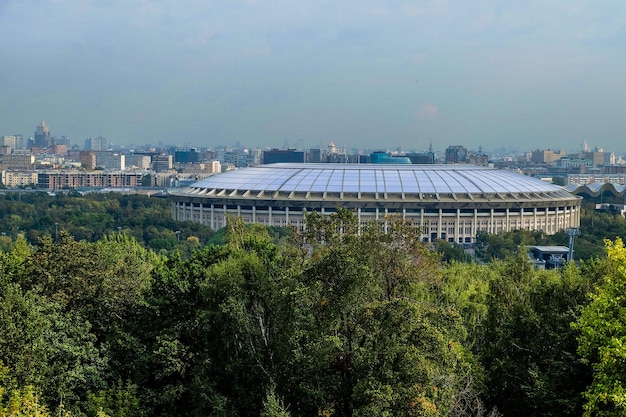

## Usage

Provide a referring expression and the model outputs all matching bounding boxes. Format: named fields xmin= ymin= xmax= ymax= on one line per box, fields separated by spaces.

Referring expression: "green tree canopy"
xmin=576 ymin=237 xmax=626 ymax=416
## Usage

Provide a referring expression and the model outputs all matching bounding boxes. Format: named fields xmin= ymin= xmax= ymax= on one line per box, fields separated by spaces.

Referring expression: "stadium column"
xmin=565 ymin=206 xmax=569 ymax=229
xmin=533 ymin=207 xmax=538 ymax=231
xmin=268 ymin=206 xmax=273 ymax=226
xmin=223 ymin=205 xmax=227 ymax=228
xmin=252 ymin=206 xmax=256 ymax=224
xmin=555 ymin=206 xmax=560 ymax=231
xmin=456 ymin=208 xmax=460 ymax=243
xmin=438 ymin=208 xmax=442 ymax=240
xmin=490 ymin=208 xmax=494 ymax=234
xmin=545 ymin=207 xmax=550 ymax=233
xmin=505 ymin=208 xmax=510 ymax=232
xmin=210 ymin=204 xmax=215 ymax=230
xmin=473 ymin=209 xmax=478 ymax=240
xmin=285 ymin=207 xmax=289 ymax=226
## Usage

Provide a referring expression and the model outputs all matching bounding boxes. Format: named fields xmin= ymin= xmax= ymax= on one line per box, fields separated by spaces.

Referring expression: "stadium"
xmin=170 ymin=163 xmax=581 ymax=243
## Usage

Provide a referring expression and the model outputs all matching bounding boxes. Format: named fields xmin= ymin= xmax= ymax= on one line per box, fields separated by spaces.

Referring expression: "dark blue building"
xmin=263 ymin=149 xmax=305 ymax=164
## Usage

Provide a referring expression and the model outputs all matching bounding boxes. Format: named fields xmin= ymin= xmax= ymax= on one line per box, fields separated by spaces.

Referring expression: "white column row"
xmin=172 ymin=201 xmax=581 ymax=242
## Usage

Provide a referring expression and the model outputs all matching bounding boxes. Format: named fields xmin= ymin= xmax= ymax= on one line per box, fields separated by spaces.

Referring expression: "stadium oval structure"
xmin=171 ymin=163 xmax=581 ymax=243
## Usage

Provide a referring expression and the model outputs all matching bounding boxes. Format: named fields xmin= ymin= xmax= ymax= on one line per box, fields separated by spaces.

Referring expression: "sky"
xmin=1 ymin=0 xmax=626 ymax=154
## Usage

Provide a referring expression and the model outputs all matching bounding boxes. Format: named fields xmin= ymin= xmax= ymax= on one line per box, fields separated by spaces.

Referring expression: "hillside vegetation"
xmin=0 ymin=196 xmax=625 ymax=416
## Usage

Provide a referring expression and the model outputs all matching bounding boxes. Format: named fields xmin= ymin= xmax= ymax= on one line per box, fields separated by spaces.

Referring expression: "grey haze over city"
xmin=1 ymin=0 xmax=626 ymax=153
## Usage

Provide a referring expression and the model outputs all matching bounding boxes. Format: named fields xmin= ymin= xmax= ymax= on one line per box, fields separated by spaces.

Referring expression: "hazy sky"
xmin=1 ymin=1 xmax=625 ymax=153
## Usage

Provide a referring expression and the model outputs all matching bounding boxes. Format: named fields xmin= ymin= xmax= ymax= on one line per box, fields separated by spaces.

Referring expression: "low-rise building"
xmin=0 ymin=153 xmax=35 ymax=170
xmin=38 ymin=170 xmax=143 ymax=190
xmin=2 ymin=171 xmax=38 ymax=188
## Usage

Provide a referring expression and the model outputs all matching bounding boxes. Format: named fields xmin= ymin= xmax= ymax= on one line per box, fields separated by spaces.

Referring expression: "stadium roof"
xmin=186 ymin=164 xmax=571 ymax=198
xmin=565 ymin=182 xmax=626 ymax=198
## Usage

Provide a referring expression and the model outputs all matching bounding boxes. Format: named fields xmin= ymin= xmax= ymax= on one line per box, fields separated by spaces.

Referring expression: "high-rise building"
xmin=2 ymin=135 xmax=25 ymax=149
xmin=84 ymin=137 xmax=106 ymax=151
xmin=1 ymin=135 xmax=17 ymax=149
xmin=247 ymin=148 xmax=263 ymax=166
xmin=53 ymin=136 xmax=71 ymax=148
xmin=307 ymin=148 xmax=321 ymax=163
xmin=34 ymin=120 xmax=51 ymax=148
xmin=152 ymin=155 xmax=173 ymax=172
xmin=445 ymin=146 xmax=468 ymax=164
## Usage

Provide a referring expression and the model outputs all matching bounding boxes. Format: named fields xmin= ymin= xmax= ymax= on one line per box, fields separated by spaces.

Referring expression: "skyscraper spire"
xmin=34 ymin=119 xmax=51 ymax=148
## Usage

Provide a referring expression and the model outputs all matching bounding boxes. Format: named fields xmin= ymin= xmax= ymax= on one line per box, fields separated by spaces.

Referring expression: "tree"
xmin=282 ymin=211 xmax=483 ymax=416
xmin=440 ymin=262 xmax=492 ymax=348
xmin=434 ymin=240 xmax=472 ymax=263
xmin=480 ymin=253 xmax=593 ymax=416
xmin=0 ymin=385 xmax=53 ymax=417
xmin=576 ymin=237 xmax=626 ymax=416
xmin=85 ymin=380 xmax=146 ymax=417
xmin=260 ymin=387 xmax=291 ymax=417
xmin=0 ymin=282 xmax=107 ymax=415
xmin=121 ymin=217 xmax=303 ymax=417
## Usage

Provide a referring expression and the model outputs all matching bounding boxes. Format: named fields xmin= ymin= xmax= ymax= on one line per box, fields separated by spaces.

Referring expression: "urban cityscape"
xmin=2 ymin=119 xmax=625 ymax=192
xmin=3 ymin=1 xmax=626 ymax=415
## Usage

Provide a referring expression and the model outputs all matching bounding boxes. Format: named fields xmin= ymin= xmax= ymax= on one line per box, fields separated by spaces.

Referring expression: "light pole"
xmin=564 ymin=228 xmax=581 ymax=262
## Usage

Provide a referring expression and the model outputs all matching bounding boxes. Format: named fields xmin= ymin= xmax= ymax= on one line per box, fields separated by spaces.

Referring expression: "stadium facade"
xmin=170 ymin=164 xmax=581 ymax=243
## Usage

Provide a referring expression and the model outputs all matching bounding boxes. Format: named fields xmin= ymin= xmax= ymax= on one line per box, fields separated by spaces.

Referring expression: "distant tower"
xmin=582 ymin=139 xmax=589 ymax=152
xmin=34 ymin=120 xmax=51 ymax=148
xmin=84 ymin=136 xmax=105 ymax=151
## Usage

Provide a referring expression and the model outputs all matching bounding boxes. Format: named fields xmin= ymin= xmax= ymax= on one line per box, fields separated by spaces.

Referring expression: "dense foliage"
xmin=0 ymin=191 xmax=217 ymax=254
xmin=2 ymin=199 xmax=626 ymax=416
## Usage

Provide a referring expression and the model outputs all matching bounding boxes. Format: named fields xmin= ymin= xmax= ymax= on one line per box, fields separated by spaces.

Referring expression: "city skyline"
xmin=1 ymin=1 xmax=626 ymax=152
xmin=1 ymin=118 xmax=621 ymax=158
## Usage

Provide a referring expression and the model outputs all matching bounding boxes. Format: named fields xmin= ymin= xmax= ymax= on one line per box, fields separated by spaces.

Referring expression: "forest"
xmin=1 ymin=192 xmax=626 ymax=416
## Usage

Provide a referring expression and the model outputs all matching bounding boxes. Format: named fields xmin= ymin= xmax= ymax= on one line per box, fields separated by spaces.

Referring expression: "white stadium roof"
xmin=186 ymin=163 xmax=570 ymax=198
